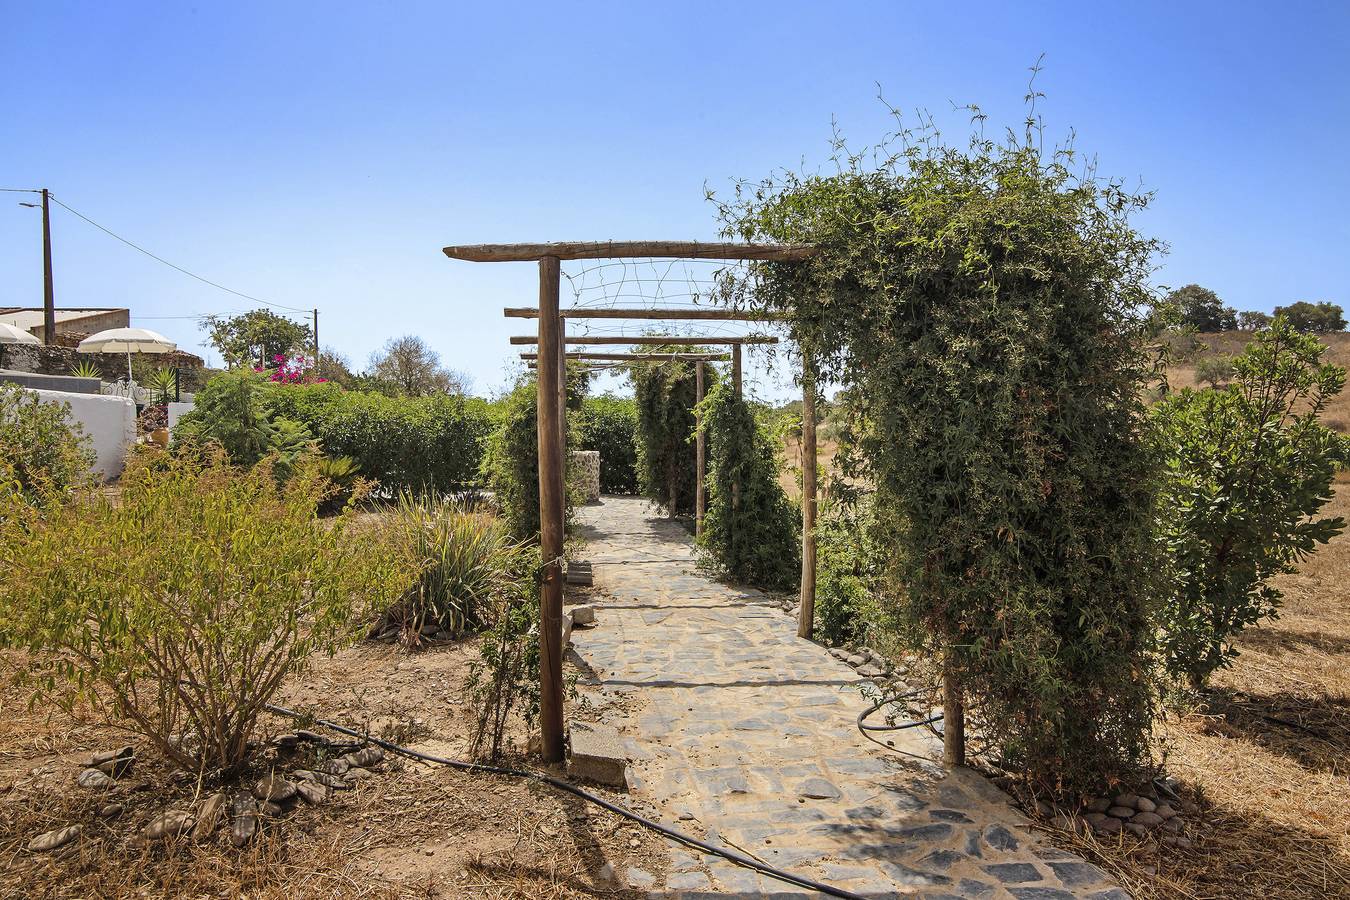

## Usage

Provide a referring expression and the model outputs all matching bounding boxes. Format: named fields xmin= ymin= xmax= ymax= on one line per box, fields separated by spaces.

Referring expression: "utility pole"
xmin=40 ymin=189 xmax=54 ymax=344
xmin=312 ymin=308 xmax=319 ymax=368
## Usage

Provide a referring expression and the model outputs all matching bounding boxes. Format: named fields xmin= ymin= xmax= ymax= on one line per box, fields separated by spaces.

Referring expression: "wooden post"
xmin=797 ymin=358 xmax=817 ymax=639
xmin=536 ymin=256 xmax=566 ymax=764
xmin=731 ymin=344 xmax=743 ymax=399
xmin=695 ymin=360 xmax=706 ymax=538
xmin=557 ymin=314 xmax=567 ymax=454
xmin=41 ymin=188 xmax=55 ymax=345
xmin=943 ymin=661 xmax=966 ymax=766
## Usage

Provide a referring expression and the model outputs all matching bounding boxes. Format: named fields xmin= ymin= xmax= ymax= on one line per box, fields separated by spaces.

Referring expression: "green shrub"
xmin=465 ymin=585 xmax=540 ymax=762
xmin=697 ymin=381 xmax=800 ymax=590
xmin=575 ymin=394 xmax=639 ymax=494
xmin=482 ymin=380 xmax=546 ymax=539
xmin=1154 ymin=319 xmax=1350 ymax=688
xmin=380 ymin=493 xmax=534 ymax=644
xmin=0 ymin=382 xmax=94 ymax=501
xmin=1194 ymin=354 xmax=1234 ymax=388
xmin=721 ymin=117 xmax=1163 ymax=796
xmin=254 ymin=382 xmax=493 ymax=494
xmin=633 ymin=358 xmax=708 ymax=515
xmin=315 ymin=454 xmax=362 ymax=514
xmin=813 ymin=501 xmax=884 ymax=646
xmin=0 ymin=449 xmax=411 ymax=774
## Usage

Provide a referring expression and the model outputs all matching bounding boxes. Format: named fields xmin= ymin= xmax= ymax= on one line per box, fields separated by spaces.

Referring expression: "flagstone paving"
xmin=568 ymin=496 xmax=1129 ymax=900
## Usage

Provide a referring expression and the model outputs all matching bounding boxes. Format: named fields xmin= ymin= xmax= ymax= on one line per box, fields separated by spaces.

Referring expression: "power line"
xmin=44 ymin=193 xmax=311 ymax=315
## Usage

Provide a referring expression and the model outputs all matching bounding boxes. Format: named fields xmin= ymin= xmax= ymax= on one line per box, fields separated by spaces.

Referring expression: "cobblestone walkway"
xmin=569 ymin=496 xmax=1128 ymax=900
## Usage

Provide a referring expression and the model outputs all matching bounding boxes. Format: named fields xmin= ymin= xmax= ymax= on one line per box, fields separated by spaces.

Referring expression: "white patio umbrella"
xmin=0 ymin=322 xmax=41 ymax=368
xmin=77 ymin=327 xmax=177 ymax=384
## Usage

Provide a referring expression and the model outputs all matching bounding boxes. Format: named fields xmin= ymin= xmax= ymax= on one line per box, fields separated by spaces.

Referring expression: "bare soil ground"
xmin=0 ymin=639 xmax=664 ymax=899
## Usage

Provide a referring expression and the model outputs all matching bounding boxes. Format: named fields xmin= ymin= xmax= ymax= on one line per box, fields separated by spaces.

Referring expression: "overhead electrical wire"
xmin=40 ymin=193 xmax=310 ymax=315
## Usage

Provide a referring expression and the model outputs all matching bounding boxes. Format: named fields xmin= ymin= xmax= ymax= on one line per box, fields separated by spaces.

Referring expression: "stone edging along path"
xmin=568 ymin=496 xmax=1129 ymax=899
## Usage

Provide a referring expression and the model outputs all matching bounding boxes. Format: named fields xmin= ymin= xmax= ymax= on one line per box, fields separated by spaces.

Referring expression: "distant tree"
xmin=369 ymin=335 xmax=470 ymax=396
xmin=1238 ymin=310 xmax=1272 ymax=331
xmin=314 ymin=346 xmax=356 ymax=387
xmin=1273 ymin=301 xmax=1346 ymax=334
xmin=1166 ymin=284 xmax=1237 ymax=332
xmin=203 ymin=310 xmax=312 ymax=369
xmin=1194 ymin=355 xmax=1234 ymax=388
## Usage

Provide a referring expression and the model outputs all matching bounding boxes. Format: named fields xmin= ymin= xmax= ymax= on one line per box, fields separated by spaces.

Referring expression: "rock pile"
xmin=27 ymin=735 xmax=390 ymax=853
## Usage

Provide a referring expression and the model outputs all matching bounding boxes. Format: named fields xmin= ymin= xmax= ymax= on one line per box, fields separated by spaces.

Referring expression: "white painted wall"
xmin=29 ymin=388 xmax=136 ymax=481
xmin=167 ymin=400 xmax=195 ymax=431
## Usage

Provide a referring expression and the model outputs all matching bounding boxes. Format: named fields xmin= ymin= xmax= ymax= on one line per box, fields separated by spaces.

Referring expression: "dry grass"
xmin=0 ymin=640 xmax=660 ymax=900
xmin=1033 ymin=477 xmax=1350 ymax=900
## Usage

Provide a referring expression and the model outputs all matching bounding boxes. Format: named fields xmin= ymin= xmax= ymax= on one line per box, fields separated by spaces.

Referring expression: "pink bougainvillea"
xmin=256 ymin=354 xmax=327 ymax=385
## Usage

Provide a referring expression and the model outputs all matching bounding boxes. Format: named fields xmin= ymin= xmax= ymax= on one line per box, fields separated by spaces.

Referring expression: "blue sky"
xmin=3 ymin=1 xmax=1348 ymax=400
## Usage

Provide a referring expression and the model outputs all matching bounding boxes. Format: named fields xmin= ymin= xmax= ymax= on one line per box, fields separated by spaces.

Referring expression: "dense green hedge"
xmin=575 ymin=394 xmax=639 ymax=494
xmin=697 ymin=381 xmax=799 ymax=590
xmin=480 ymin=380 xmax=544 ymax=539
xmin=633 ymin=358 xmax=710 ymax=515
xmin=259 ymin=383 xmax=492 ymax=493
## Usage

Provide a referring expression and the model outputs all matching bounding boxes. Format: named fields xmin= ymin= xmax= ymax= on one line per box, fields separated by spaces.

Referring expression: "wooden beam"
xmin=797 ymin=358 xmax=818 ymax=640
xmin=536 ymin=256 xmax=565 ymax=765
xmin=444 ymin=241 xmax=815 ymax=262
xmin=695 ymin=361 xmax=706 ymax=539
xmin=506 ymin=307 xmax=784 ymax=321
xmin=509 ymin=334 xmax=779 ymax=346
xmin=520 ymin=351 xmax=730 ymax=362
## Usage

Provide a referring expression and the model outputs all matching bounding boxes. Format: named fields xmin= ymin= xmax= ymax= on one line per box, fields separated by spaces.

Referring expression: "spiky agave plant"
xmin=385 ymin=493 xmax=533 ymax=645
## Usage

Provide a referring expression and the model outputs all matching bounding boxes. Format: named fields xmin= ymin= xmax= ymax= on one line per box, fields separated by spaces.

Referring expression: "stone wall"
xmin=569 ymin=450 xmax=601 ymax=502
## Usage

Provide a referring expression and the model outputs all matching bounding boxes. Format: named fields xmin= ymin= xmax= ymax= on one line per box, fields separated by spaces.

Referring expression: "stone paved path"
xmin=569 ymin=496 xmax=1128 ymax=900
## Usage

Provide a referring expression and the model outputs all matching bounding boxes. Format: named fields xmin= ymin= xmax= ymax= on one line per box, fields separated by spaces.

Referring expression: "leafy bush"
xmin=0 ymin=449 xmax=411 ymax=774
xmin=0 ymin=382 xmax=94 ymax=501
xmin=482 ymin=380 xmax=546 ymax=539
xmin=315 ymin=454 xmax=362 ymax=514
xmin=379 ymin=493 xmax=534 ymax=644
xmin=697 ymin=381 xmax=800 ymax=590
xmin=465 ymin=586 xmax=540 ymax=762
xmin=633 ymin=358 xmax=707 ymax=515
xmin=1154 ymin=319 xmax=1350 ymax=687
xmin=575 ymin=394 xmax=639 ymax=494
xmin=260 ymin=382 xmax=492 ymax=494
xmin=720 ymin=112 xmax=1163 ymax=796
xmin=1273 ymin=300 xmax=1346 ymax=334
xmin=813 ymin=501 xmax=885 ymax=646
xmin=1193 ymin=354 xmax=1234 ymax=388
xmin=175 ymin=370 xmax=276 ymax=465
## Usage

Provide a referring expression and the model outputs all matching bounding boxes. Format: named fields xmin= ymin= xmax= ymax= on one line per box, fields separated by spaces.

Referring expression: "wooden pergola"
xmin=443 ymin=241 xmax=820 ymax=763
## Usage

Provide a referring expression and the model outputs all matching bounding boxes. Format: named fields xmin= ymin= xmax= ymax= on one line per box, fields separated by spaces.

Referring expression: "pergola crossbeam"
xmin=509 ymin=334 xmax=778 ymax=346
xmin=520 ymin=351 xmax=730 ymax=362
xmin=444 ymin=241 xmax=815 ymax=262
xmin=505 ymin=307 xmax=784 ymax=321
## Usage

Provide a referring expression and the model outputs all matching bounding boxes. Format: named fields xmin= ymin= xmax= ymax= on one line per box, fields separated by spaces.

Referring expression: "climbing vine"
xmin=697 ymin=381 xmax=800 ymax=590
xmin=631 ymin=356 xmax=710 ymax=516
xmin=716 ymin=111 xmax=1164 ymax=797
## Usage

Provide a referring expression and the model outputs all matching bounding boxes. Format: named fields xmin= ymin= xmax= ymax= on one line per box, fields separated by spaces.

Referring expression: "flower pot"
xmin=150 ymin=428 xmax=170 ymax=448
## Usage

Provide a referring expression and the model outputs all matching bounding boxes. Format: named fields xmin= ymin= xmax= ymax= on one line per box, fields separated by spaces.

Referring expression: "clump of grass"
xmin=382 ymin=492 xmax=534 ymax=645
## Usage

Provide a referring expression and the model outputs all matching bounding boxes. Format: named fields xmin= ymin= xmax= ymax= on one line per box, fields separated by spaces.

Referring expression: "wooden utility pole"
xmin=943 ymin=662 xmax=966 ymax=766
xmin=797 ymin=358 xmax=818 ymax=639
xmin=41 ymin=189 xmax=54 ymax=345
xmin=536 ymin=256 xmax=566 ymax=764
xmin=312 ymin=308 xmax=320 ymax=366
xmin=695 ymin=361 xmax=706 ymax=538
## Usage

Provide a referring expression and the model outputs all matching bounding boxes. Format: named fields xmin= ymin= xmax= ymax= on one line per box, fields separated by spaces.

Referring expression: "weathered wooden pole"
xmin=943 ymin=662 xmax=966 ymax=766
xmin=557 ymin=314 xmax=567 ymax=453
xmin=797 ymin=358 xmax=818 ymax=639
xmin=695 ymin=360 xmax=706 ymax=538
xmin=536 ymin=256 xmax=566 ymax=764
xmin=731 ymin=344 xmax=743 ymax=399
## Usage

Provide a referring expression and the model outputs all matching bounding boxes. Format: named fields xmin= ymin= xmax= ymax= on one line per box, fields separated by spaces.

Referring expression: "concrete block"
xmin=567 ymin=722 xmax=629 ymax=788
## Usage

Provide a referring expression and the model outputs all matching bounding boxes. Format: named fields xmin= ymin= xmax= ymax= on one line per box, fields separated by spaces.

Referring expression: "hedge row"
xmin=574 ymin=394 xmax=639 ymax=494
xmin=260 ymin=383 xmax=493 ymax=493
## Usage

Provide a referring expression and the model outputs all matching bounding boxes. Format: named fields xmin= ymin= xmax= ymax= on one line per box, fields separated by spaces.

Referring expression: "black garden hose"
xmin=264 ymin=702 xmax=869 ymax=900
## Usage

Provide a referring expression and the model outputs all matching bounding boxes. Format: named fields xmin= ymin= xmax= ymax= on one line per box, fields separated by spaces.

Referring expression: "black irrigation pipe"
xmin=263 ymin=702 xmax=868 ymax=900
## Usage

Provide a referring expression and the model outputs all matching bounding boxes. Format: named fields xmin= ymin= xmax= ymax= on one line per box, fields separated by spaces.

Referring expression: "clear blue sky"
xmin=3 ymin=1 xmax=1347 ymax=400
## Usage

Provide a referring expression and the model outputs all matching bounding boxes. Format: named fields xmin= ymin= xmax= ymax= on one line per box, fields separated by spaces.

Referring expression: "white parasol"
xmin=77 ymin=327 xmax=177 ymax=384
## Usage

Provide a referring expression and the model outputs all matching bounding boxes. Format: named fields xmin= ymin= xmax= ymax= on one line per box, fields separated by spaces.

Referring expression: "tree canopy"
xmin=1273 ymin=300 xmax=1346 ymax=333
xmin=202 ymin=310 xmax=313 ymax=369
xmin=369 ymin=335 xmax=470 ymax=396
xmin=1164 ymin=284 xmax=1237 ymax=331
